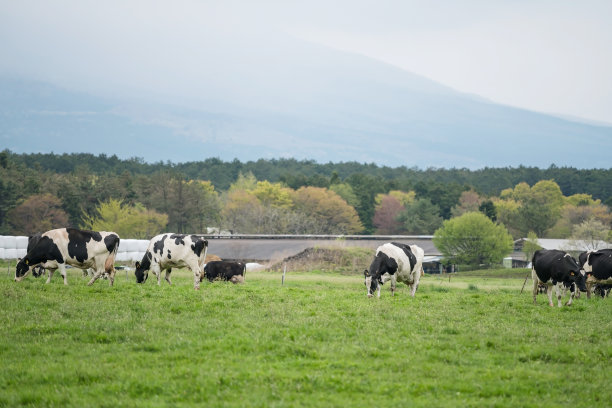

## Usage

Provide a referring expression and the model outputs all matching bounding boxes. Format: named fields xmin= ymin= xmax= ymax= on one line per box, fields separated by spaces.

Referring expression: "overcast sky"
xmin=1 ymin=0 xmax=611 ymax=124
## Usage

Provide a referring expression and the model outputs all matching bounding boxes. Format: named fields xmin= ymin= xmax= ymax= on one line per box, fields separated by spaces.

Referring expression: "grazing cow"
xmin=201 ymin=261 xmax=246 ymax=284
xmin=531 ymin=249 xmax=586 ymax=307
xmin=15 ymin=228 xmax=120 ymax=286
xmin=135 ymin=234 xmax=208 ymax=290
xmin=594 ymin=284 xmax=611 ymax=298
xmin=578 ymin=249 xmax=612 ymax=298
xmin=25 ymin=233 xmax=97 ymax=279
xmin=364 ymin=242 xmax=424 ymax=298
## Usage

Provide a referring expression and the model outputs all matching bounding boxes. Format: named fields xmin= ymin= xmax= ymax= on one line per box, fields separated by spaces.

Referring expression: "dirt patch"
xmin=269 ymin=246 xmax=373 ymax=275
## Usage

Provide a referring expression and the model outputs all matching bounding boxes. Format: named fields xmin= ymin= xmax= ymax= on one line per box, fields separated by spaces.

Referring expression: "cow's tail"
xmin=105 ymin=236 xmax=120 ymax=274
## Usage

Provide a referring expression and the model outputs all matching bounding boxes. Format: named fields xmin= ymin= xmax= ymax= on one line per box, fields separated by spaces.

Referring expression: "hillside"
xmin=2 ymin=34 xmax=611 ymax=169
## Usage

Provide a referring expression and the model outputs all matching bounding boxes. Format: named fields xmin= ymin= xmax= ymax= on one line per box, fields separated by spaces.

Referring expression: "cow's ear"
xmin=25 ymin=259 xmax=29 ymax=265
xmin=364 ymin=269 xmax=370 ymax=277
xmin=135 ymin=262 xmax=140 ymax=269
xmin=570 ymin=272 xmax=574 ymax=276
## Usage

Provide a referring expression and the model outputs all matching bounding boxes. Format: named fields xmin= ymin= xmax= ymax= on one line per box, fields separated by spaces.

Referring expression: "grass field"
xmin=1 ymin=264 xmax=610 ymax=407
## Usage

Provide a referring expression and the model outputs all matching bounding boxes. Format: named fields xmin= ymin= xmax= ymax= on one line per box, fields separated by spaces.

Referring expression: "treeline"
xmin=8 ymin=151 xmax=612 ymax=201
xmin=1 ymin=150 xmax=611 ymax=240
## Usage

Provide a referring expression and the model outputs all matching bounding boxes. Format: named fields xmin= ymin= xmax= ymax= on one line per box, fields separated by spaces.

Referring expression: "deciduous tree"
xmin=373 ymin=195 xmax=404 ymax=235
xmin=81 ymin=199 xmax=168 ymax=239
xmin=433 ymin=212 xmax=513 ymax=266
xmin=292 ymin=186 xmax=363 ymax=234
xmin=7 ymin=194 xmax=69 ymax=236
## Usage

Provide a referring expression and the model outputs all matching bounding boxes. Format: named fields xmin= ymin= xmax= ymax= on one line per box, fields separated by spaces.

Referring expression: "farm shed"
xmin=0 ymin=234 xmax=440 ymax=263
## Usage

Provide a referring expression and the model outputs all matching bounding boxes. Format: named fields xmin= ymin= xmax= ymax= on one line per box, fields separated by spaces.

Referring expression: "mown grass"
xmin=0 ymin=266 xmax=610 ymax=407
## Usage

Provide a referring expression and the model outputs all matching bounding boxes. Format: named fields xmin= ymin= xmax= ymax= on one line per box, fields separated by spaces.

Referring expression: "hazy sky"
xmin=2 ymin=0 xmax=611 ymax=123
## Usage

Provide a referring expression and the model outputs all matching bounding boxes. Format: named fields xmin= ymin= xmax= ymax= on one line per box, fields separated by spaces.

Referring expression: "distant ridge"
xmin=2 ymin=36 xmax=611 ymax=170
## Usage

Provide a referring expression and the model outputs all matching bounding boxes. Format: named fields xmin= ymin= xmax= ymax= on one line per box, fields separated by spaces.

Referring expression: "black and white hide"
xmin=531 ymin=249 xmax=586 ymax=307
xmin=135 ymin=234 xmax=208 ymax=290
xmin=364 ymin=242 xmax=424 ymax=298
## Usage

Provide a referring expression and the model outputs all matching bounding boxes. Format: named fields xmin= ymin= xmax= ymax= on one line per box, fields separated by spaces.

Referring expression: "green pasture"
xmin=0 ymin=265 xmax=610 ymax=407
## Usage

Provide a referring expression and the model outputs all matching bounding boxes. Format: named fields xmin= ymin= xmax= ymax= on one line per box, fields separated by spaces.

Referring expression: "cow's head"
xmin=134 ymin=261 xmax=148 ymax=283
xmin=364 ymin=252 xmax=398 ymax=298
xmin=15 ymin=257 xmax=34 ymax=281
xmin=578 ymin=251 xmax=591 ymax=272
xmin=564 ymin=254 xmax=587 ymax=292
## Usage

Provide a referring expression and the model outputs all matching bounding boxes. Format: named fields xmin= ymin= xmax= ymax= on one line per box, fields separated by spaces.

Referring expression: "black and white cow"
xmin=364 ymin=242 xmax=424 ymax=298
xmin=25 ymin=233 xmax=97 ymax=279
xmin=135 ymin=234 xmax=208 ymax=290
xmin=531 ymin=249 xmax=586 ymax=307
xmin=578 ymin=249 xmax=612 ymax=298
xmin=201 ymin=261 xmax=246 ymax=284
xmin=15 ymin=228 xmax=120 ymax=286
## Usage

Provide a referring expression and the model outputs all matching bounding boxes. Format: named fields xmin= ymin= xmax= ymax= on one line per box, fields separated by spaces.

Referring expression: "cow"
xmin=135 ymin=233 xmax=208 ymax=290
xmin=25 ymin=233 xmax=97 ymax=279
xmin=15 ymin=228 xmax=120 ymax=286
xmin=593 ymin=284 xmax=612 ymax=298
xmin=364 ymin=242 xmax=424 ymax=298
xmin=578 ymin=249 xmax=612 ymax=299
xmin=201 ymin=261 xmax=246 ymax=284
xmin=531 ymin=249 xmax=586 ymax=307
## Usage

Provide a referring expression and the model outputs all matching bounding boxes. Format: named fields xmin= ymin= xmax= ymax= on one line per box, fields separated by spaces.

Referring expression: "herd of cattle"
xmin=13 ymin=228 xmax=612 ymax=305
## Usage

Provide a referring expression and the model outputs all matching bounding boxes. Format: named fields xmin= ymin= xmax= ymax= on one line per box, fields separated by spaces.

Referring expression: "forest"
xmin=1 ymin=150 xmax=611 ymax=242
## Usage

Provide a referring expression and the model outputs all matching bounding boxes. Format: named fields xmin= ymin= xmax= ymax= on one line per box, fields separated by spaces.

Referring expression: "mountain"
xmin=1 ymin=40 xmax=611 ymax=169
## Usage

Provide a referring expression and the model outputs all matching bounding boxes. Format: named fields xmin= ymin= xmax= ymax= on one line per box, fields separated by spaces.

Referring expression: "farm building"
xmin=0 ymin=234 xmax=441 ymax=263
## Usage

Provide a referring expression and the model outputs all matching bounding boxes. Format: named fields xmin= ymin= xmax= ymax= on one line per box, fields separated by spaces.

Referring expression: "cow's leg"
xmin=57 ymin=264 xmax=68 ymax=285
xmin=87 ymin=268 xmax=105 ymax=286
xmin=107 ymin=267 xmax=116 ymax=287
xmin=531 ymin=269 xmax=539 ymax=304
xmin=150 ymin=264 xmax=162 ymax=286
xmin=390 ymin=275 xmax=397 ymax=296
xmin=586 ymin=282 xmax=593 ymax=299
xmin=190 ymin=263 xmax=201 ymax=290
xmin=376 ymin=285 xmax=381 ymax=298
xmin=565 ymin=283 xmax=575 ymax=306
xmin=546 ymin=285 xmax=554 ymax=307
xmin=165 ymin=268 xmax=172 ymax=285
xmin=46 ymin=268 xmax=55 ymax=284
xmin=410 ymin=268 xmax=422 ymax=297
xmin=554 ymin=284 xmax=562 ymax=307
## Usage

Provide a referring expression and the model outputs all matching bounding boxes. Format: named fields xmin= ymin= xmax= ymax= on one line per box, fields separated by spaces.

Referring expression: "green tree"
xmin=229 ymin=171 xmax=258 ymax=192
xmin=346 ymin=174 xmax=388 ymax=233
xmin=398 ymin=198 xmax=443 ymax=235
xmin=495 ymin=180 xmax=564 ymax=237
xmin=478 ymin=200 xmax=497 ymax=221
xmin=135 ymin=171 xmax=220 ymax=233
xmin=252 ymin=181 xmax=293 ymax=208
xmin=433 ymin=212 xmax=514 ymax=266
xmin=81 ymin=198 xmax=168 ymax=238
xmin=329 ymin=183 xmax=360 ymax=209
xmin=414 ymin=181 xmax=466 ymax=219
